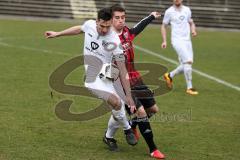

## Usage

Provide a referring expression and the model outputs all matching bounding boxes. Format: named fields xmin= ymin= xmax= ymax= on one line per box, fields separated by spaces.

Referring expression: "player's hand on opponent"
xmin=44 ymin=31 xmax=60 ymax=38
xmin=161 ymin=41 xmax=167 ymax=49
xmin=150 ymin=12 xmax=161 ymax=19
xmin=126 ymin=97 xmax=136 ymax=113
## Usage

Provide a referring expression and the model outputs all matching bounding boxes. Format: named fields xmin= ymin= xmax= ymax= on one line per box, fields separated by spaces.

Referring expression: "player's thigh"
xmin=86 ymin=77 xmax=121 ymax=110
xmin=132 ymin=84 xmax=156 ymax=111
xmin=172 ymin=41 xmax=193 ymax=63
xmin=87 ymin=87 xmax=121 ymax=110
xmin=139 ymin=89 xmax=156 ymax=110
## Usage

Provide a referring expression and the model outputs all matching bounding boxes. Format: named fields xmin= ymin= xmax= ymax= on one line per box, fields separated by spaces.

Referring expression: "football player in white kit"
xmin=161 ymin=0 xmax=199 ymax=95
xmin=45 ymin=8 xmax=137 ymax=151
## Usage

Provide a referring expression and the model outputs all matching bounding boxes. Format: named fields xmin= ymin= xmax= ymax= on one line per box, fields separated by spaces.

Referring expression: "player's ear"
xmin=96 ymin=19 xmax=100 ymax=25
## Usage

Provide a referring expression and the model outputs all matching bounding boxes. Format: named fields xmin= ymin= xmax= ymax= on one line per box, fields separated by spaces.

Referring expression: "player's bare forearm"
xmin=116 ymin=60 xmax=136 ymax=112
xmin=161 ymin=24 xmax=167 ymax=42
xmin=116 ymin=61 xmax=131 ymax=96
xmin=161 ymin=24 xmax=167 ymax=48
xmin=189 ymin=19 xmax=197 ymax=37
xmin=58 ymin=26 xmax=82 ymax=36
xmin=45 ymin=26 xmax=82 ymax=38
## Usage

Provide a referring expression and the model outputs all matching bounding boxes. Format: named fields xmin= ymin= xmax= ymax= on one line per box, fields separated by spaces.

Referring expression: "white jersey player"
xmin=45 ymin=8 xmax=137 ymax=151
xmin=161 ymin=0 xmax=199 ymax=95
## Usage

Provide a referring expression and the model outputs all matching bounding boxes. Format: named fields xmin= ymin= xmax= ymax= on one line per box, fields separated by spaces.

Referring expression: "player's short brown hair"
xmin=111 ymin=4 xmax=126 ymax=15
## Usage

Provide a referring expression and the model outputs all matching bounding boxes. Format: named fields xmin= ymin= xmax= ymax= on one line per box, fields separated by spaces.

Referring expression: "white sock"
xmin=105 ymin=115 xmax=120 ymax=138
xmin=183 ymin=64 xmax=193 ymax=89
xmin=111 ymin=100 xmax=131 ymax=130
xmin=170 ymin=64 xmax=184 ymax=78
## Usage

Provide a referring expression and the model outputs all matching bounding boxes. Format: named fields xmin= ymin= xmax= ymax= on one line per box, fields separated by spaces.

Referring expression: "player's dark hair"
xmin=111 ymin=4 xmax=126 ymax=14
xmin=97 ymin=7 xmax=112 ymax=21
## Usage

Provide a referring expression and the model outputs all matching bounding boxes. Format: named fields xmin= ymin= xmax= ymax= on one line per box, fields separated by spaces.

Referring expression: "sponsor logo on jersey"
xmin=91 ymin=42 xmax=99 ymax=50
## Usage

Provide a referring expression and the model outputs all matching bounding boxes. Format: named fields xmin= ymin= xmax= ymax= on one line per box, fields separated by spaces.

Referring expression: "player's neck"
xmin=174 ymin=4 xmax=182 ymax=10
xmin=113 ymin=27 xmax=123 ymax=35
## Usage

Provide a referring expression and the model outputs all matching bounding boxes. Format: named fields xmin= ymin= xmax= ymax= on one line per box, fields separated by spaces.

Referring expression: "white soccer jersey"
xmin=163 ymin=5 xmax=192 ymax=43
xmin=81 ymin=20 xmax=123 ymax=64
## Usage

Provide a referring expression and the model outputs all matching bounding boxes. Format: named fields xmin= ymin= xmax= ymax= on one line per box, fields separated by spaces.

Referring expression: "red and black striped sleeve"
xmin=129 ymin=15 xmax=155 ymax=37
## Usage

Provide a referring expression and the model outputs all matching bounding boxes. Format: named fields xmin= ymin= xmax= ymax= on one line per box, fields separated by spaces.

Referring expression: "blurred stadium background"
xmin=0 ymin=0 xmax=240 ymax=160
xmin=0 ymin=0 xmax=240 ymax=29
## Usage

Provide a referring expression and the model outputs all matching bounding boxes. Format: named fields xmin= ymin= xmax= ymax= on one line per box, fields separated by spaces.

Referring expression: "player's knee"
xmin=150 ymin=105 xmax=159 ymax=114
xmin=186 ymin=61 xmax=193 ymax=65
xmin=113 ymin=124 xmax=120 ymax=129
xmin=107 ymin=94 xmax=121 ymax=110
xmin=112 ymin=100 xmax=121 ymax=110
xmin=183 ymin=63 xmax=192 ymax=71
xmin=136 ymin=106 xmax=147 ymax=118
xmin=145 ymin=105 xmax=158 ymax=118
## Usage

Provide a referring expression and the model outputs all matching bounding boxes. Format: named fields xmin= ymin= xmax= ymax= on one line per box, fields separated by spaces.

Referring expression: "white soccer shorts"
xmin=172 ymin=40 xmax=194 ymax=63
xmin=85 ymin=76 xmax=123 ymax=102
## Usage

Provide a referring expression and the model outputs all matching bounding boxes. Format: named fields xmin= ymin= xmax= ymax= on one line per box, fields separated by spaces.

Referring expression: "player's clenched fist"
xmin=45 ymin=31 xmax=59 ymax=38
xmin=161 ymin=41 xmax=167 ymax=49
xmin=150 ymin=11 xmax=161 ymax=18
xmin=192 ymin=30 xmax=197 ymax=37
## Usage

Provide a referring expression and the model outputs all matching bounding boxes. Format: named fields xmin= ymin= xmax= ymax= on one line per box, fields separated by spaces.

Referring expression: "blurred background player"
xmin=45 ymin=7 xmax=137 ymax=151
xmin=161 ymin=0 xmax=199 ymax=95
xmin=104 ymin=4 xmax=165 ymax=159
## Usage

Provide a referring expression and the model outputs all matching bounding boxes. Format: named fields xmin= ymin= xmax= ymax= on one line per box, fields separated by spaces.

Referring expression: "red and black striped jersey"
xmin=118 ymin=15 xmax=155 ymax=87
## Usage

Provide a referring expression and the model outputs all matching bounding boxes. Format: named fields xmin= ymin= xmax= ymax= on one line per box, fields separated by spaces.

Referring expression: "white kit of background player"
xmin=162 ymin=0 xmax=199 ymax=95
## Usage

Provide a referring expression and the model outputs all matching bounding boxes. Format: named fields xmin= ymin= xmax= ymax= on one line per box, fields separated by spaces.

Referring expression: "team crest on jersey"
xmin=122 ymin=42 xmax=131 ymax=51
xmin=179 ymin=15 xmax=185 ymax=21
xmin=123 ymin=32 xmax=129 ymax=39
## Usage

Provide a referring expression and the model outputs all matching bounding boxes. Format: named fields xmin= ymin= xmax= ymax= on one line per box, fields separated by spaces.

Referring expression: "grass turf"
xmin=0 ymin=18 xmax=240 ymax=160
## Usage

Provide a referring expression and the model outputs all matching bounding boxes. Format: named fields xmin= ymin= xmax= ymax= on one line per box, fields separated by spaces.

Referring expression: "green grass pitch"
xmin=0 ymin=18 xmax=240 ymax=160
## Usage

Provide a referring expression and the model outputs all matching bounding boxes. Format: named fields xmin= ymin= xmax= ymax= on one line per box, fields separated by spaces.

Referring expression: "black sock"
xmin=138 ymin=116 xmax=157 ymax=153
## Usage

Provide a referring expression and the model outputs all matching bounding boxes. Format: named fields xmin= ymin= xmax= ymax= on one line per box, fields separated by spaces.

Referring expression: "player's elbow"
xmin=73 ymin=26 xmax=82 ymax=34
xmin=189 ymin=19 xmax=195 ymax=26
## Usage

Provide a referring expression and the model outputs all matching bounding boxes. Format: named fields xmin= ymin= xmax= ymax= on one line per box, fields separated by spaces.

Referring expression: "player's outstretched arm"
xmin=189 ymin=19 xmax=197 ymax=37
xmin=45 ymin=25 xmax=82 ymax=38
xmin=161 ymin=24 xmax=167 ymax=49
xmin=129 ymin=11 xmax=161 ymax=37
xmin=116 ymin=60 xmax=136 ymax=113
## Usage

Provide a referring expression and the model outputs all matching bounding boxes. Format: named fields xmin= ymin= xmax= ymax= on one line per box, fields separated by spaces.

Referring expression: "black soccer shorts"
xmin=125 ymin=83 xmax=156 ymax=115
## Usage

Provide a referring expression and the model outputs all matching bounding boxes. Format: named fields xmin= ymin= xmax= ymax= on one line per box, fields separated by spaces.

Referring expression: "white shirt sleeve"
xmin=187 ymin=7 xmax=192 ymax=22
xmin=113 ymin=41 xmax=124 ymax=56
xmin=162 ymin=9 xmax=171 ymax=25
xmin=81 ymin=20 xmax=93 ymax=33
xmin=111 ymin=34 xmax=124 ymax=61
